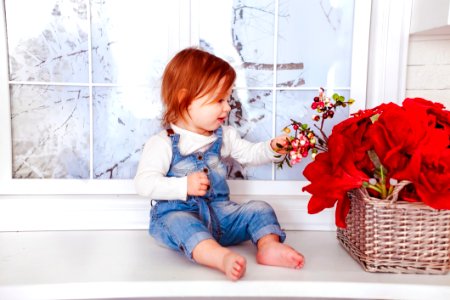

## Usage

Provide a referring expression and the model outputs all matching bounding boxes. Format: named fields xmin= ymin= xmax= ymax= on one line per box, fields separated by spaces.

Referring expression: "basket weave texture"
xmin=337 ymin=181 xmax=450 ymax=274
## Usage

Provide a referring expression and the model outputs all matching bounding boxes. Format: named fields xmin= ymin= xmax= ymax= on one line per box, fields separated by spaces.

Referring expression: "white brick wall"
xmin=406 ymin=36 xmax=450 ymax=108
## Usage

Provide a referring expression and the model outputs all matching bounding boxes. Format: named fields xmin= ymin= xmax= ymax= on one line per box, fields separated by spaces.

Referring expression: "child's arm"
xmin=223 ymin=126 xmax=286 ymax=166
xmin=134 ymin=134 xmax=189 ymax=200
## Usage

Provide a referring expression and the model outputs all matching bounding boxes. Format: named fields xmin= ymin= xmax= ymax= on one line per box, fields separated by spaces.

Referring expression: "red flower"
xmin=415 ymin=149 xmax=450 ymax=209
xmin=365 ymin=103 xmax=429 ymax=179
xmin=403 ymin=97 xmax=450 ymax=140
xmin=303 ymin=149 xmax=369 ymax=228
xmin=280 ymin=91 xmax=449 ymax=228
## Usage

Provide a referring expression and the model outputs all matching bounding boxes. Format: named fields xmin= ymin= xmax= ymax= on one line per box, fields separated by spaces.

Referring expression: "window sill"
xmin=0 ymin=230 xmax=449 ymax=300
xmin=0 ymin=194 xmax=334 ymax=231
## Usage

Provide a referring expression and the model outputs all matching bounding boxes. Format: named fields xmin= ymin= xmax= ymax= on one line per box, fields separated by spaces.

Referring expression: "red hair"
xmin=161 ymin=47 xmax=236 ymax=127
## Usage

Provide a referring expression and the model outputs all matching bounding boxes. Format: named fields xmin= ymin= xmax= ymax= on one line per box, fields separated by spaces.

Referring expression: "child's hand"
xmin=271 ymin=135 xmax=289 ymax=154
xmin=187 ymin=171 xmax=210 ymax=196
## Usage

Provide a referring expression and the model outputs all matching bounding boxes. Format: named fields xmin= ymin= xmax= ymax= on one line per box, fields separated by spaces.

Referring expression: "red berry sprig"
xmin=275 ymin=88 xmax=355 ymax=168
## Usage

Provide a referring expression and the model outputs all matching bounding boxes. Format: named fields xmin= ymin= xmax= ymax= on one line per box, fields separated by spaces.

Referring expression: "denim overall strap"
xmin=166 ymin=128 xmax=180 ymax=160
xmin=208 ymin=126 xmax=223 ymax=155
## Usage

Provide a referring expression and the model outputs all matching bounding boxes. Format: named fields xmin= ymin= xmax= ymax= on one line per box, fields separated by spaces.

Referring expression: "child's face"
xmin=180 ymin=83 xmax=232 ymax=136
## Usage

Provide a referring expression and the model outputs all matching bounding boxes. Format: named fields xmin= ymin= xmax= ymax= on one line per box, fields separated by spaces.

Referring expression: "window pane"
xmin=198 ymin=0 xmax=275 ymax=88
xmin=275 ymin=89 xmax=350 ymax=180
xmin=11 ymin=85 xmax=90 ymax=178
xmin=277 ymin=0 xmax=355 ymax=87
xmin=5 ymin=0 xmax=89 ymax=83
xmin=3 ymin=0 xmax=357 ymax=186
xmin=90 ymin=0 xmax=171 ymax=85
xmin=93 ymin=87 xmax=162 ymax=179
xmin=226 ymin=89 xmax=273 ymax=180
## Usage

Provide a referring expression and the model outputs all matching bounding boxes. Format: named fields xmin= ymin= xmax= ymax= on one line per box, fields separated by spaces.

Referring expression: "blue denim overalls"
xmin=150 ymin=126 xmax=286 ymax=260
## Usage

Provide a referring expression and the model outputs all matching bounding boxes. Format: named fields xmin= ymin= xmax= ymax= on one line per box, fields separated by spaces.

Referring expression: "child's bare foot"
xmin=222 ymin=251 xmax=247 ymax=281
xmin=256 ymin=234 xmax=304 ymax=269
xmin=192 ymin=239 xmax=246 ymax=281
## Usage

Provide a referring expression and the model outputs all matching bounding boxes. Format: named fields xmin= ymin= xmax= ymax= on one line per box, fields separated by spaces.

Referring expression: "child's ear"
xmin=177 ymin=89 xmax=188 ymax=103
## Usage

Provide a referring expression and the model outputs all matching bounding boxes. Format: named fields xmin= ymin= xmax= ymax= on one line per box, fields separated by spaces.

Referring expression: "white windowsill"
xmin=0 ymin=230 xmax=449 ymax=300
xmin=0 ymin=194 xmax=335 ymax=232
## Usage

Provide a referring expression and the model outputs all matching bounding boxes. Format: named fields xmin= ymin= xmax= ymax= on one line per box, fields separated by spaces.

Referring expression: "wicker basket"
xmin=337 ymin=181 xmax=450 ymax=274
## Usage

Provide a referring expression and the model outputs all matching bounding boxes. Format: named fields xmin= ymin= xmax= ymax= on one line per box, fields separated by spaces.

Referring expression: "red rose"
xmin=303 ymin=150 xmax=369 ymax=228
xmin=393 ymin=99 xmax=449 ymax=183
xmin=403 ymin=98 xmax=450 ymax=140
xmin=414 ymin=149 xmax=450 ymax=209
xmin=330 ymin=105 xmax=383 ymax=173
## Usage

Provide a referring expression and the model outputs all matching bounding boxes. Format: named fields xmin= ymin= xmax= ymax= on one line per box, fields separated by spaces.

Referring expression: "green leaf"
xmin=367 ymin=149 xmax=388 ymax=176
xmin=332 ymin=93 xmax=339 ymax=100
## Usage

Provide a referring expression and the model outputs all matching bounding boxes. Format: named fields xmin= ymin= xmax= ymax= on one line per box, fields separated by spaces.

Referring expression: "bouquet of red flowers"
xmin=279 ymin=89 xmax=450 ymax=228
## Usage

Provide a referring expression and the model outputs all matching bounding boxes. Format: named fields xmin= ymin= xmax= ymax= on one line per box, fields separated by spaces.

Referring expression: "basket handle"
xmin=385 ymin=180 xmax=412 ymax=204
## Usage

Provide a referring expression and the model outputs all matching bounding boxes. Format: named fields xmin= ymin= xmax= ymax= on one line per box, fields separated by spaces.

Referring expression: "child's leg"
xmin=256 ymin=233 xmax=304 ymax=269
xmin=213 ymin=200 xmax=304 ymax=269
xmin=192 ymin=239 xmax=246 ymax=281
xmin=150 ymin=209 xmax=246 ymax=280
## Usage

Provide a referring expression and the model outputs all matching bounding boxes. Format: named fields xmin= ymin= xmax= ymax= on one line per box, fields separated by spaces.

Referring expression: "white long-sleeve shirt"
xmin=134 ymin=124 xmax=281 ymax=200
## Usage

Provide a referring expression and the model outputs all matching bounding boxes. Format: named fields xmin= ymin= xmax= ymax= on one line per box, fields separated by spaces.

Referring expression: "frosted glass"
xmin=11 ymin=85 xmax=90 ymax=178
xmin=277 ymin=0 xmax=355 ymax=87
xmin=198 ymin=0 xmax=275 ymax=88
xmin=93 ymin=87 xmax=163 ymax=179
xmin=90 ymin=0 xmax=171 ymax=86
xmin=225 ymin=89 xmax=273 ymax=180
xmin=5 ymin=0 xmax=89 ymax=83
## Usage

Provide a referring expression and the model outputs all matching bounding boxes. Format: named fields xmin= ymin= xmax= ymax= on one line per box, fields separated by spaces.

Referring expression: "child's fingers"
xmin=276 ymin=134 xmax=289 ymax=144
xmin=196 ymin=172 xmax=210 ymax=194
xmin=271 ymin=134 xmax=290 ymax=153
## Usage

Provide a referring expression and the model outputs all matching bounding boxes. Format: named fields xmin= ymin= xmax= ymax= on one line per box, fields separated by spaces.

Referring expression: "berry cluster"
xmin=312 ymin=87 xmax=354 ymax=121
xmin=275 ymin=88 xmax=355 ymax=168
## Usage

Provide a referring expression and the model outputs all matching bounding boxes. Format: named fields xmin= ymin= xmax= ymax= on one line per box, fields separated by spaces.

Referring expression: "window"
xmin=0 ymin=0 xmax=370 ymax=195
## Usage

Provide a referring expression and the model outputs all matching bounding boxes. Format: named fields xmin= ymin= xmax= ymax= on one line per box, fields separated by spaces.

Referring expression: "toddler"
xmin=135 ymin=47 xmax=304 ymax=281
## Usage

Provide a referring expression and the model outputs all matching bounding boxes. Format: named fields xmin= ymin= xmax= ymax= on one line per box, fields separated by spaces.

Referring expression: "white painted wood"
xmin=0 ymin=179 xmax=309 ymax=195
xmin=406 ymin=65 xmax=450 ymax=90
xmin=350 ymin=0 xmax=372 ymax=112
xmin=366 ymin=0 xmax=413 ymax=107
xmin=0 ymin=230 xmax=448 ymax=300
xmin=0 ymin=194 xmax=333 ymax=232
xmin=0 ymin=1 xmax=12 ymax=182
xmin=406 ymin=34 xmax=450 ymax=107
xmin=410 ymin=0 xmax=450 ymax=35
xmin=408 ymin=36 xmax=450 ymax=65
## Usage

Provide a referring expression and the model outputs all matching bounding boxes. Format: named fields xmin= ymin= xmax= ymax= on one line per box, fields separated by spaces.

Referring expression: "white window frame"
xmin=1 ymin=0 xmax=372 ymax=195
xmin=0 ymin=0 xmax=414 ymax=231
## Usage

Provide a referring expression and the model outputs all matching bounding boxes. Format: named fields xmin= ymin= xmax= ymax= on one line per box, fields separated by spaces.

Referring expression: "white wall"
xmin=405 ymin=35 xmax=450 ymax=108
